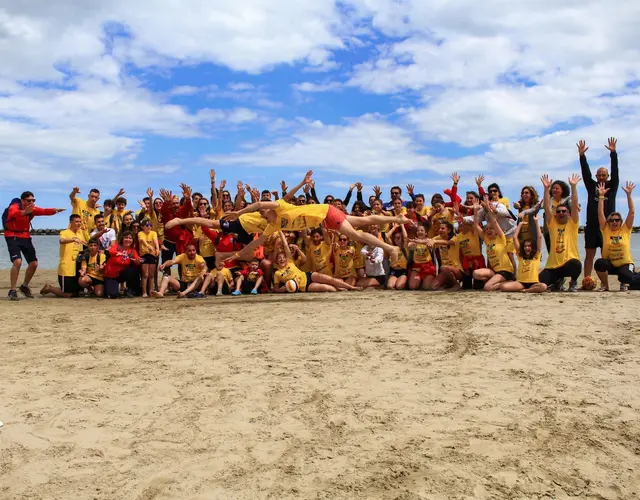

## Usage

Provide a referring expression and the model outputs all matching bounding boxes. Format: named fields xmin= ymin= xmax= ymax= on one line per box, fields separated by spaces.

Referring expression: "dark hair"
xmin=89 ymin=189 xmax=100 ymax=195
xmin=519 ymin=185 xmax=539 ymax=209
xmin=323 ymin=195 xmax=334 ymax=203
xmin=115 ymin=197 xmax=127 ymax=205
xmin=261 ymin=190 xmax=271 ymax=195
xmin=431 ymin=193 xmax=444 ymax=205
xmin=391 ymin=186 xmax=402 ymax=194
xmin=250 ymin=257 xmax=260 ymax=263
xmin=142 ymin=196 xmax=151 ymax=203
xmin=550 ymin=180 xmax=570 ymax=199
xmin=405 ymin=201 xmax=415 ymax=210
xmin=352 ymin=201 xmax=366 ymax=212
xmin=466 ymin=191 xmax=480 ymax=200
xmin=185 ymin=242 xmax=197 ymax=251
xmin=487 ymin=183 xmax=502 ymax=197
xmin=414 ymin=194 xmax=425 ymax=202
xmin=310 ymin=228 xmax=323 ymax=237
xmin=334 ymin=198 xmax=343 ymax=205
xmin=88 ymin=238 xmax=99 ymax=246
xmin=519 ymin=238 xmax=538 ymax=259
xmin=69 ymin=214 xmax=81 ymax=222
xmin=439 ymin=220 xmax=455 ymax=239
xmin=371 ymin=197 xmax=383 ymax=205
xmin=20 ymin=191 xmax=34 ymax=200
xmin=192 ymin=192 xmax=203 ymax=199
xmin=94 ymin=213 xmax=104 ymax=222
xmin=118 ymin=230 xmax=135 ymax=245
xmin=103 ymin=199 xmax=114 ymax=209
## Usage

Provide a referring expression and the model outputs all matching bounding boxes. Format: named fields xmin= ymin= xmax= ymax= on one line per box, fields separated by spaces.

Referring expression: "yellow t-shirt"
xmin=307 ymin=242 xmax=332 ymax=275
xmin=274 ymin=258 xmax=308 ymax=292
xmin=174 ymin=253 xmax=205 ymax=283
xmin=412 ymin=243 xmax=432 ymax=264
xmin=138 ymin=230 xmax=158 ymax=256
xmin=429 ymin=209 xmax=454 ymax=238
xmin=517 ymin=252 xmax=541 ymax=283
xmin=83 ymin=252 xmax=106 ymax=281
xmin=602 ymin=225 xmax=634 ymax=267
xmin=391 ymin=246 xmax=408 ymax=270
xmin=434 ymin=235 xmax=463 ymax=270
xmin=417 ymin=205 xmax=431 ymax=217
xmin=485 ymin=233 xmax=514 ymax=273
xmin=545 ymin=218 xmax=580 ymax=269
xmin=71 ymin=197 xmax=100 ymax=241
xmin=264 ymin=201 xmax=330 ymax=236
xmin=239 ymin=213 xmax=268 ymax=234
xmin=333 ymin=246 xmax=356 ymax=278
xmin=212 ymin=267 xmax=233 ymax=285
xmin=455 ymin=232 xmax=482 ymax=257
xmin=192 ymin=226 xmax=215 ymax=258
xmin=58 ymin=229 xmax=84 ymax=277
xmin=498 ymin=197 xmax=510 ymax=209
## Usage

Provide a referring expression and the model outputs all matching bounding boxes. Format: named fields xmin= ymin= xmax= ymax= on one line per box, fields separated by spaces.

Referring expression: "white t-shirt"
xmin=361 ymin=246 xmax=385 ymax=277
xmin=91 ymin=228 xmax=117 ymax=251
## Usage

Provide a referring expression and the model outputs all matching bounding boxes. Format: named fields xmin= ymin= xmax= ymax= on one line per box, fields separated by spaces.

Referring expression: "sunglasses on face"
xmin=609 ymin=218 xmax=622 ymax=223
xmin=199 ymin=202 xmax=208 ymax=206
xmin=556 ymin=210 xmax=569 ymax=215
xmin=339 ymin=238 xmax=348 ymax=242
xmin=144 ymin=223 xmax=153 ymax=227
xmin=489 ymin=189 xmax=498 ymax=193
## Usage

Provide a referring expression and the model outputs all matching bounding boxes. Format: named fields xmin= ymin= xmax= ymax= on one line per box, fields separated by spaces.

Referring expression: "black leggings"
xmin=539 ymin=259 xmax=582 ymax=285
xmin=594 ymin=259 xmax=634 ymax=284
xmin=104 ymin=266 xmax=141 ymax=298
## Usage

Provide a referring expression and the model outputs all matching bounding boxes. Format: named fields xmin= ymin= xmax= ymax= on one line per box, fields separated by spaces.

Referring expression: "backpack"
xmin=2 ymin=198 xmax=34 ymax=231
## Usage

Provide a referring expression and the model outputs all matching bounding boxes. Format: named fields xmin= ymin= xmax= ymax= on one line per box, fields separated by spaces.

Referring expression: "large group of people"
xmin=4 ymin=137 xmax=638 ymax=300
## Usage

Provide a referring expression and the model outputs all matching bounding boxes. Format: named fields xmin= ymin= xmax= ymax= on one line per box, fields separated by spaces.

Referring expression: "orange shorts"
xmin=322 ymin=205 xmax=347 ymax=231
xmin=411 ymin=261 xmax=436 ymax=279
xmin=461 ymin=255 xmax=486 ymax=272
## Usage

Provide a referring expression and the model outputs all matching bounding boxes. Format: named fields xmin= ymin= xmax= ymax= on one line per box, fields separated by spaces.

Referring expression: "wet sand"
xmin=1 ymin=269 xmax=639 ymax=499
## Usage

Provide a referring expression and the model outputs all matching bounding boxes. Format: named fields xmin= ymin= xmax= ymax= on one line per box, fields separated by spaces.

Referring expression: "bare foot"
xmin=354 ymin=286 xmax=364 ymax=291
xmin=164 ymin=218 xmax=182 ymax=230
xmin=40 ymin=284 xmax=50 ymax=295
xmin=177 ymin=291 xmax=185 ymax=299
xmin=150 ymin=291 xmax=164 ymax=298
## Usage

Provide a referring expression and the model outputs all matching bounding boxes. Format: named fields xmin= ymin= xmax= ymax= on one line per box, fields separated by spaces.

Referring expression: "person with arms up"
xmin=594 ymin=181 xmax=635 ymax=291
xmin=69 ymin=187 xmax=101 ymax=241
xmin=538 ymin=174 xmax=582 ymax=292
xmin=578 ymin=138 xmax=619 ymax=282
xmin=4 ymin=191 xmax=65 ymax=300
xmin=90 ymin=213 xmax=117 ymax=251
xmin=40 ymin=214 xmax=85 ymax=298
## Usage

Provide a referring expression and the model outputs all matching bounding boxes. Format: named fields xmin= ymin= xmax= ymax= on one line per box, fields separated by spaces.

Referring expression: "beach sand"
xmin=1 ymin=269 xmax=639 ymax=499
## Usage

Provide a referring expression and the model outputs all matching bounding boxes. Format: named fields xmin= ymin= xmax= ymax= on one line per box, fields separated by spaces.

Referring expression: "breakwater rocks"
xmin=0 ymin=229 xmax=64 ymax=235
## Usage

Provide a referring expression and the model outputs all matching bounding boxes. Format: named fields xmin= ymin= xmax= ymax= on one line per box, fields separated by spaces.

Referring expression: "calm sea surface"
xmin=2 ymin=234 xmax=640 ymax=270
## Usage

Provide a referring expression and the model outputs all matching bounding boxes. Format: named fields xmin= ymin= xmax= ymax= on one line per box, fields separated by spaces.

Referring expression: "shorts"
xmin=212 ymin=282 xmax=231 ymax=295
xmin=521 ymin=282 xmax=537 ymax=289
xmin=161 ymin=240 xmax=176 ymax=263
xmin=389 ymin=268 xmax=407 ymax=278
xmin=203 ymin=256 xmax=215 ymax=271
xmin=220 ymin=219 xmax=253 ymax=245
xmin=87 ymin=276 xmax=104 ymax=287
xmin=5 ymin=237 xmax=37 ymax=264
xmin=461 ymin=255 xmax=486 ymax=272
xmin=496 ymin=270 xmax=515 ymax=281
xmin=142 ymin=254 xmax=158 ymax=265
xmin=372 ymin=275 xmax=386 ymax=286
xmin=305 ymin=271 xmax=313 ymax=291
xmin=241 ymin=280 xmax=260 ymax=294
xmin=178 ymin=280 xmax=196 ymax=292
xmin=584 ymin=224 xmax=603 ymax=249
xmin=506 ymin=238 xmax=516 ymax=254
xmin=412 ymin=261 xmax=436 ymax=279
xmin=58 ymin=275 xmax=80 ymax=296
xmin=322 ymin=205 xmax=347 ymax=232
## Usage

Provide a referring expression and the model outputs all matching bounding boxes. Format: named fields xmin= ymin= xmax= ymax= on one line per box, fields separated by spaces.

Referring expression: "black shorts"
xmin=142 ymin=254 xmax=158 ymax=265
xmin=178 ymin=280 xmax=196 ymax=292
xmin=305 ymin=271 xmax=313 ymax=291
xmin=58 ymin=275 xmax=80 ymax=296
xmin=161 ymin=240 xmax=176 ymax=263
xmin=521 ymin=282 xmax=536 ymax=289
xmin=584 ymin=224 xmax=603 ymax=249
xmin=241 ymin=280 xmax=260 ymax=294
xmin=372 ymin=275 xmax=386 ymax=286
xmin=389 ymin=268 xmax=407 ymax=278
xmin=87 ymin=276 xmax=104 ymax=287
xmin=497 ymin=271 xmax=515 ymax=281
xmin=203 ymin=256 xmax=215 ymax=271
xmin=220 ymin=219 xmax=253 ymax=245
xmin=6 ymin=237 xmax=37 ymax=264
xmin=213 ymin=282 xmax=231 ymax=295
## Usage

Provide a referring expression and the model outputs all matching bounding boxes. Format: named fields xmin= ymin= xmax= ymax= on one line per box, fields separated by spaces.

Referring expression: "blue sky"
xmin=1 ymin=0 xmax=640 ymax=227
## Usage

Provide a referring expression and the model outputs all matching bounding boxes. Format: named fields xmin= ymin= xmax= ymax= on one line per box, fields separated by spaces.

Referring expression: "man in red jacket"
xmin=4 ymin=191 xmax=65 ymax=300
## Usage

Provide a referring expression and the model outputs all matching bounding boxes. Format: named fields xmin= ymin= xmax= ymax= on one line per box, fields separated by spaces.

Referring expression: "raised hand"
xmin=356 ymin=182 xmax=363 ymax=191
xmin=280 ymin=180 xmax=288 ymax=192
xmin=622 ymin=181 xmax=635 ymax=195
xmin=237 ymin=181 xmax=244 ymax=191
xmin=309 ymin=180 xmax=315 ymax=189
xmin=406 ymin=184 xmax=414 ymax=195
xmin=597 ymin=182 xmax=610 ymax=197
xmin=605 ymin=137 xmax=617 ymax=152
xmin=210 ymin=169 xmax=216 ymax=183
xmin=475 ymin=175 xmax=485 ymax=187
xmin=146 ymin=187 xmax=153 ymax=199
xmin=115 ymin=188 xmax=126 ymax=198
xmin=303 ymin=184 xmax=310 ymax=194
xmin=219 ymin=180 xmax=227 ymax=192
xmin=451 ymin=172 xmax=460 ymax=184
xmin=373 ymin=185 xmax=382 ymax=197
xmin=303 ymin=170 xmax=313 ymax=185
xmin=568 ymin=174 xmax=581 ymax=187
xmin=576 ymin=140 xmax=588 ymax=156
xmin=271 ymin=190 xmax=278 ymax=198
xmin=540 ymin=174 xmax=552 ymax=189
xmin=71 ymin=186 xmax=81 ymax=196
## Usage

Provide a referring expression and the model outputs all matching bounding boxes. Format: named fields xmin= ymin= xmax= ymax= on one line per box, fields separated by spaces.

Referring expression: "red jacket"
xmin=161 ymin=199 xmax=193 ymax=243
xmin=4 ymin=203 xmax=57 ymax=238
xmin=103 ymin=243 xmax=140 ymax=279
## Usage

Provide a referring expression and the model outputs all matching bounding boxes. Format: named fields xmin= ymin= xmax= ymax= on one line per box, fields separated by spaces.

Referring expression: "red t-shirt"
xmin=103 ymin=243 xmax=140 ymax=279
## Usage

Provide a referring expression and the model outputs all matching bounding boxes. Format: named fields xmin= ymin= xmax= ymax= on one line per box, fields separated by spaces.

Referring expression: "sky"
xmin=1 ymin=0 xmax=640 ymax=228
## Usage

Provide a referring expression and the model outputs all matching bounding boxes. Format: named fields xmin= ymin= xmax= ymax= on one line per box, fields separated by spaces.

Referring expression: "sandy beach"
xmin=1 ymin=269 xmax=639 ymax=499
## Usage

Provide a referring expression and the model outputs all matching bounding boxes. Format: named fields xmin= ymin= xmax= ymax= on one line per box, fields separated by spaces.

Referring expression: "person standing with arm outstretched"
xmin=578 ymin=137 xmax=619 ymax=281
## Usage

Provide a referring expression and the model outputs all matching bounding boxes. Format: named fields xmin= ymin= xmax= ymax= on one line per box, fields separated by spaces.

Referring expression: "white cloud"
xmin=292 ymin=81 xmax=342 ymax=92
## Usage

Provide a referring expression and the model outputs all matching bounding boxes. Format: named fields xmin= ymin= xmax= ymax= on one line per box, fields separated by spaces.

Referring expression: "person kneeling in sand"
xmin=152 ymin=243 xmax=207 ymax=298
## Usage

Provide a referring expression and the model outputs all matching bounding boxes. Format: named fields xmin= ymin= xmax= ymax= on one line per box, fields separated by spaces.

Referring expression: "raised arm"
xmin=234 ymin=181 xmax=245 ymax=211
xmin=210 ymin=169 xmax=218 ymax=207
xmin=279 ymin=231 xmax=293 ymax=261
xmin=606 ymin=137 xmax=619 ymax=192
xmin=577 ymin=140 xmax=594 ymax=192
xmin=568 ymin=174 xmax=581 ymax=223
xmin=69 ymin=186 xmax=80 ymax=203
xmin=512 ymin=221 xmax=523 ymax=253
xmin=283 ymin=170 xmax=313 ymax=202
xmin=309 ymin=181 xmax=320 ymax=204
xmin=597 ymin=183 xmax=608 ymax=231
xmin=343 ymin=184 xmax=355 ymax=207
xmin=541 ymin=174 xmax=552 ymax=218
xmin=622 ymin=181 xmax=635 ymax=229
xmin=473 ymin=203 xmax=486 ymax=241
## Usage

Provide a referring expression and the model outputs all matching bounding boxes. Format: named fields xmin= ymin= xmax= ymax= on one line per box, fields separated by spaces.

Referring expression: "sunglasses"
xmin=144 ymin=223 xmax=153 ymax=227
xmin=488 ymin=189 xmax=498 ymax=193
xmin=556 ymin=210 xmax=569 ymax=215
xmin=609 ymin=218 xmax=622 ymax=223
xmin=339 ymin=238 xmax=348 ymax=242
xmin=199 ymin=202 xmax=209 ymax=206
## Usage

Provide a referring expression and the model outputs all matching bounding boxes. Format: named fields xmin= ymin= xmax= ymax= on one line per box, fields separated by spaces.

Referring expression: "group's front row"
xmin=38 ymin=175 xmax=639 ymax=299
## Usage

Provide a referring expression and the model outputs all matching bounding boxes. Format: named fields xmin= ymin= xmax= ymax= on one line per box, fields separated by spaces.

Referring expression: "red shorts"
xmin=411 ymin=261 xmax=436 ymax=279
xmin=461 ymin=255 xmax=486 ymax=272
xmin=322 ymin=205 xmax=347 ymax=231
